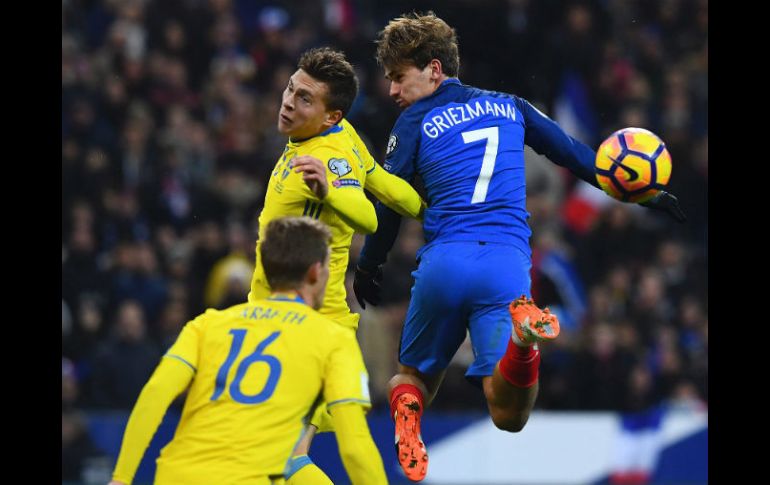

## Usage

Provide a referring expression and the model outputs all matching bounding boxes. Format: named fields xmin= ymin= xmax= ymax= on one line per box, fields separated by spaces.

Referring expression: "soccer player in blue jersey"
xmin=353 ymin=12 xmax=686 ymax=482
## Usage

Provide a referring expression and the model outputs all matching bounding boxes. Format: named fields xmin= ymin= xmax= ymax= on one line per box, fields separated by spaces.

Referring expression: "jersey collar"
xmin=440 ymin=78 xmax=462 ymax=88
xmin=412 ymin=78 xmax=461 ymax=108
xmin=267 ymin=292 xmax=306 ymax=305
xmin=288 ymin=123 xmax=344 ymax=144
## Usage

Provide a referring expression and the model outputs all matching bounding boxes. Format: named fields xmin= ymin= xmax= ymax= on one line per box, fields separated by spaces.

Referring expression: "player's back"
xmin=155 ymin=297 xmax=354 ymax=484
xmin=388 ymin=79 xmax=532 ymax=259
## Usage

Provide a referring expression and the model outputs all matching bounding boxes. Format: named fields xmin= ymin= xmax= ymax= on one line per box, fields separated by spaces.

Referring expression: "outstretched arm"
xmin=111 ymin=317 xmax=203 ymax=485
xmin=365 ymin=163 xmax=426 ymax=221
xmin=329 ymin=403 xmax=388 ymax=485
xmin=518 ymin=98 xmax=686 ymax=222
xmin=110 ymin=358 xmax=194 ymax=484
xmin=323 ymin=332 xmax=388 ymax=484
xmin=517 ymin=98 xmax=599 ymax=188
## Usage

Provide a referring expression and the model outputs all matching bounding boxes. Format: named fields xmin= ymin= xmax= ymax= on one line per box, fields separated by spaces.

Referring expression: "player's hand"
xmin=353 ymin=265 xmax=383 ymax=309
xmin=293 ymin=156 xmax=328 ymax=199
xmin=640 ymin=191 xmax=686 ymax=223
xmin=107 ymin=481 xmax=127 ymax=485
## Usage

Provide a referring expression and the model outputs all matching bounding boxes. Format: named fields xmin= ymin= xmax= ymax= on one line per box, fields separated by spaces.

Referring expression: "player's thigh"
xmin=399 ymin=245 xmax=473 ymax=376
xmin=466 ymin=245 xmax=532 ymax=380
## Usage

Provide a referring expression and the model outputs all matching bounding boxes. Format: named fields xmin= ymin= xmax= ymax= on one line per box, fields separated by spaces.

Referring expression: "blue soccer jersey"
xmin=358 ymin=78 xmax=600 ymax=381
xmin=359 ymin=78 xmax=598 ymax=268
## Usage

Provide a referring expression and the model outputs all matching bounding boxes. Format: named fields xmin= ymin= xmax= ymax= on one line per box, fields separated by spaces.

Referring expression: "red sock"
xmin=389 ymin=383 xmax=425 ymax=420
xmin=497 ymin=339 xmax=540 ymax=388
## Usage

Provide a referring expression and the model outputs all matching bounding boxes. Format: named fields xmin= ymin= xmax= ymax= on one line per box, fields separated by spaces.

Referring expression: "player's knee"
xmin=490 ymin=410 xmax=528 ymax=433
xmin=493 ymin=417 xmax=526 ymax=433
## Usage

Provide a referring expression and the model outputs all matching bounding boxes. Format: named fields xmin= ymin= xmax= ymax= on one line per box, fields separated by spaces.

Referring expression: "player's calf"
xmin=484 ymin=295 xmax=560 ymax=433
xmin=498 ymin=295 xmax=559 ymax=389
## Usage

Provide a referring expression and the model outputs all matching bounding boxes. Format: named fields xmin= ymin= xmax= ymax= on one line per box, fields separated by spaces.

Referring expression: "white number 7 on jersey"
xmin=462 ymin=126 xmax=499 ymax=204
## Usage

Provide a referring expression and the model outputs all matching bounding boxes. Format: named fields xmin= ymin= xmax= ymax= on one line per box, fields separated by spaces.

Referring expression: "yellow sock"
xmin=286 ymin=455 xmax=333 ymax=485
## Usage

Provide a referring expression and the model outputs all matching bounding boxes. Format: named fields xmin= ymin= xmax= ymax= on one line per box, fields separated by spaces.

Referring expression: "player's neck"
xmin=433 ymin=74 xmax=451 ymax=91
xmin=288 ymin=122 xmax=339 ymax=144
xmin=421 ymin=75 xmax=452 ymax=100
xmin=268 ymin=289 xmax=306 ymax=304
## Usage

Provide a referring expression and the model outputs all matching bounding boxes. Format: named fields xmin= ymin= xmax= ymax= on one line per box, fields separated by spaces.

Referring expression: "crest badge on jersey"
xmin=386 ymin=134 xmax=398 ymax=156
xmin=281 ymin=158 xmax=294 ymax=180
xmin=328 ymin=158 xmax=352 ymax=177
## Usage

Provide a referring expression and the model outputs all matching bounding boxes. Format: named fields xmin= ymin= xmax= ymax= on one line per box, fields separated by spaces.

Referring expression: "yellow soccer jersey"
xmin=249 ymin=119 xmax=381 ymax=329
xmin=152 ymin=296 xmax=370 ymax=484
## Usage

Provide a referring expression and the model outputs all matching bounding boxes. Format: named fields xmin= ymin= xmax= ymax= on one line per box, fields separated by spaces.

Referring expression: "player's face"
xmin=278 ymin=70 xmax=334 ymax=139
xmin=385 ymin=64 xmax=436 ymax=108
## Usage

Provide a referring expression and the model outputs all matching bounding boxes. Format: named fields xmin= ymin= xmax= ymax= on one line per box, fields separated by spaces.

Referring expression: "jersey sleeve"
xmin=365 ymin=164 xmax=426 ymax=220
xmin=111 ymin=355 xmax=195 ymax=484
xmin=358 ymin=111 xmax=421 ymax=270
xmin=323 ymin=330 xmax=371 ymax=409
xmin=163 ymin=312 xmax=208 ymax=372
xmin=515 ymin=96 xmax=600 ymax=188
xmin=329 ymin=403 xmax=388 ymax=485
xmin=344 ymin=118 xmax=425 ymax=220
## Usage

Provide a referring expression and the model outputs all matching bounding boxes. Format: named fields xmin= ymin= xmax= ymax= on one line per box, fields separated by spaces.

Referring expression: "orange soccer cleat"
xmin=394 ymin=393 xmax=429 ymax=482
xmin=508 ymin=295 xmax=561 ymax=346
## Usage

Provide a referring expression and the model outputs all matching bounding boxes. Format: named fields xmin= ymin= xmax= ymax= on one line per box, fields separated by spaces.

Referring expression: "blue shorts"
xmin=399 ymin=241 xmax=531 ymax=384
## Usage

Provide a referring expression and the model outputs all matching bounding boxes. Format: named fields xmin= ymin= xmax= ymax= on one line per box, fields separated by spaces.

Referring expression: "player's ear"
xmin=325 ymin=109 xmax=343 ymax=125
xmin=305 ymin=261 xmax=322 ymax=285
xmin=429 ymin=59 xmax=443 ymax=80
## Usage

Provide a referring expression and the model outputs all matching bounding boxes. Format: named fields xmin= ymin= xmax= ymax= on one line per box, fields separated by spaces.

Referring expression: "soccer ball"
xmin=594 ymin=127 xmax=672 ymax=203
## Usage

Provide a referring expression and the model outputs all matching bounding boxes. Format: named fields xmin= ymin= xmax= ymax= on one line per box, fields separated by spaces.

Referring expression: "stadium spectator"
xmin=88 ymin=300 xmax=161 ymax=409
xmin=62 ymin=2 xmax=707 ymax=478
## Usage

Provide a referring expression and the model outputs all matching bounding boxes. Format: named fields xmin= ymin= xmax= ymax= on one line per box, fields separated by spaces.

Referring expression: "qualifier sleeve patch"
xmin=332 ymin=178 xmax=361 ymax=188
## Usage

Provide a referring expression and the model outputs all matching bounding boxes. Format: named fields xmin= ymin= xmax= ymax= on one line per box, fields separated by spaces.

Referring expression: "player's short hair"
xmin=376 ymin=11 xmax=460 ymax=77
xmin=298 ymin=47 xmax=359 ymax=118
xmin=260 ymin=216 xmax=332 ymax=290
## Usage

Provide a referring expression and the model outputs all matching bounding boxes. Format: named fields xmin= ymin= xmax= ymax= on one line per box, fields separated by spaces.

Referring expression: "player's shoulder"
xmin=306 ymin=127 xmax=367 ymax=180
xmin=339 ymin=118 xmax=359 ymax=137
xmin=301 ymin=307 xmax=347 ymax=333
xmin=461 ymin=84 xmax=534 ymax=124
xmin=179 ymin=304 xmax=245 ymax=333
xmin=304 ymin=126 xmax=353 ymax=158
xmin=334 ymin=119 xmax=372 ymax=159
xmin=302 ymin=306 xmax=337 ymax=327
xmin=462 ymin=82 xmax=521 ymax=104
xmin=198 ymin=303 xmax=251 ymax=324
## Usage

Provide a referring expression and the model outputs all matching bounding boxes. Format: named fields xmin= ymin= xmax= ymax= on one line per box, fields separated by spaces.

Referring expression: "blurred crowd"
xmin=62 ymin=0 xmax=707 ymax=479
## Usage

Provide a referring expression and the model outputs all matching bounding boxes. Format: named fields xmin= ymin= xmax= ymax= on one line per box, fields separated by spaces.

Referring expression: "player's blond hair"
xmin=376 ymin=11 xmax=460 ymax=76
xmin=260 ymin=216 xmax=331 ymax=290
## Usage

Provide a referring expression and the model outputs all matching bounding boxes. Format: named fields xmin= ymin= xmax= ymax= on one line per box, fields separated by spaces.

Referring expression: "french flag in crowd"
xmin=323 ymin=0 xmax=356 ymax=36
xmin=609 ymin=406 xmax=665 ymax=484
xmin=553 ymin=72 xmax=619 ymax=234
xmin=553 ymin=72 xmax=599 ymax=147
xmin=533 ymin=248 xmax=587 ymax=332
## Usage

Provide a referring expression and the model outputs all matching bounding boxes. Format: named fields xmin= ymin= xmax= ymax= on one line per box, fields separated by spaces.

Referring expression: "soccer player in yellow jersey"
xmin=248 ymin=47 xmax=426 ymax=483
xmin=108 ymin=217 xmax=388 ymax=485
